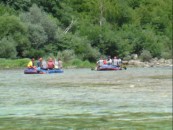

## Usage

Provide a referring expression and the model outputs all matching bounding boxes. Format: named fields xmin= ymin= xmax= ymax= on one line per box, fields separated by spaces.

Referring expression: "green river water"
xmin=0 ymin=67 xmax=172 ymax=130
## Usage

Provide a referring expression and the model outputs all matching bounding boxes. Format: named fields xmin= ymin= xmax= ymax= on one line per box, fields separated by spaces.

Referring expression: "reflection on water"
xmin=0 ymin=67 xmax=172 ymax=129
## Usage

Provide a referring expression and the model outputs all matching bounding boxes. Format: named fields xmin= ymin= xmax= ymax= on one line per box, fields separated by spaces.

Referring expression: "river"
xmin=0 ymin=67 xmax=172 ymax=130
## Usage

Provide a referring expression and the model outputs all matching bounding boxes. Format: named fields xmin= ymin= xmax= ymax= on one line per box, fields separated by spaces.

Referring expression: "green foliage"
xmin=56 ymin=50 xmax=76 ymax=63
xmin=0 ymin=15 xmax=28 ymax=58
xmin=55 ymin=29 xmax=100 ymax=62
xmin=0 ymin=0 xmax=172 ymax=62
xmin=19 ymin=4 xmax=59 ymax=56
xmin=0 ymin=0 xmax=31 ymax=11
xmin=123 ymin=55 xmax=132 ymax=61
xmin=56 ymin=50 xmax=95 ymax=68
xmin=127 ymin=0 xmax=140 ymax=9
xmin=0 ymin=4 xmax=16 ymax=15
xmin=161 ymin=51 xmax=172 ymax=59
xmin=69 ymin=59 xmax=95 ymax=68
xmin=70 ymin=35 xmax=100 ymax=62
xmin=0 ymin=37 xmax=17 ymax=58
xmin=0 ymin=58 xmax=30 ymax=68
xmin=27 ymin=23 xmax=47 ymax=49
xmin=0 ymin=15 xmax=26 ymax=38
xmin=140 ymin=50 xmax=152 ymax=62
xmin=24 ymin=48 xmax=46 ymax=59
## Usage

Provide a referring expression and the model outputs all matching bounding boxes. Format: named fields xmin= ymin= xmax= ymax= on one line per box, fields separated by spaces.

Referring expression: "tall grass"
xmin=0 ymin=58 xmax=96 ymax=69
xmin=0 ymin=58 xmax=30 ymax=68
xmin=64 ymin=59 xmax=96 ymax=68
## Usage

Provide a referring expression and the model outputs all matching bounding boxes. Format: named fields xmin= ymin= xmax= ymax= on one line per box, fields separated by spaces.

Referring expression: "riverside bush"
xmin=66 ymin=59 xmax=95 ymax=68
xmin=161 ymin=51 xmax=172 ymax=59
xmin=57 ymin=50 xmax=76 ymax=63
xmin=140 ymin=50 xmax=152 ymax=62
xmin=123 ymin=55 xmax=132 ymax=61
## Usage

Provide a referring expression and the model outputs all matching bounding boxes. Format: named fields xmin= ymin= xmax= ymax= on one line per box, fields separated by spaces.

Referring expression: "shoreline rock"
xmin=122 ymin=59 xmax=172 ymax=67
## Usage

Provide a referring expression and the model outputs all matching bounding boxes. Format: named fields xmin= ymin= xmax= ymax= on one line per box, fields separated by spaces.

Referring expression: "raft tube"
xmin=24 ymin=68 xmax=64 ymax=74
xmin=97 ymin=65 xmax=122 ymax=71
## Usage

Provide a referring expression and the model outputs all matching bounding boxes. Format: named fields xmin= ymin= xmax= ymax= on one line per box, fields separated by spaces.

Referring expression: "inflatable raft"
xmin=97 ymin=65 xmax=122 ymax=71
xmin=24 ymin=68 xmax=64 ymax=74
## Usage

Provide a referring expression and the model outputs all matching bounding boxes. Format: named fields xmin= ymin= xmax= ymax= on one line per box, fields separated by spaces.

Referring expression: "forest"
xmin=0 ymin=0 xmax=172 ymax=63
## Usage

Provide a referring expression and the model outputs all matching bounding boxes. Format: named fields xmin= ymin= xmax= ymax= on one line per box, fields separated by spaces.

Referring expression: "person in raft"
xmin=112 ymin=56 xmax=118 ymax=66
xmin=42 ymin=59 xmax=48 ymax=70
xmin=36 ymin=57 xmax=43 ymax=71
xmin=47 ymin=58 xmax=55 ymax=70
xmin=54 ymin=58 xmax=59 ymax=69
xmin=27 ymin=58 xmax=36 ymax=69
xmin=107 ymin=56 xmax=112 ymax=65
xmin=58 ymin=58 xmax=63 ymax=69
xmin=97 ymin=57 xmax=104 ymax=68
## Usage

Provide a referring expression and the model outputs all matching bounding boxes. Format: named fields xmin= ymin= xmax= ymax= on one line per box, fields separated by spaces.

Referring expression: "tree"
xmin=0 ymin=37 xmax=17 ymax=58
xmin=0 ymin=15 xmax=28 ymax=57
xmin=0 ymin=0 xmax=31 ymax=11
xmin=0 ymin=0 xmax=171 ymax=60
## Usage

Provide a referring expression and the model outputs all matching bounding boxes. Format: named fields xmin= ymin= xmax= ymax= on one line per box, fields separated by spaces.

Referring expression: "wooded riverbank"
xmin=0 ymin=58 xmax=172 ymax=69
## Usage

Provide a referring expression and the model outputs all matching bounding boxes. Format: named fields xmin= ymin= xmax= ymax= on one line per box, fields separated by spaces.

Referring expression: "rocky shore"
xmin=123 ymin=58 xmax=172 ymax=67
